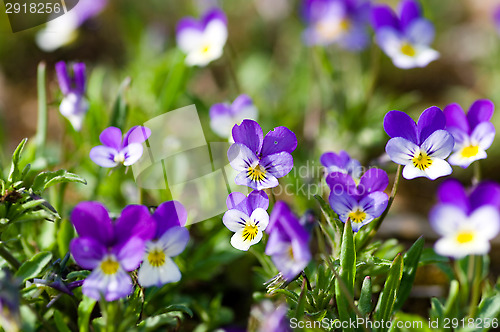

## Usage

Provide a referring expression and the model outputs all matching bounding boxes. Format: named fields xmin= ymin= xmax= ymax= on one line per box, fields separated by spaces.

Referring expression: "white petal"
xmin=223 ymin=209 xmax=248 ymax=232
xmin=203 ymin=20 xmax=228 ymax=50
xmin=233 ymin=105 xmax=258 ymax=124
xmin=402 ymin=164 xmax=427 ymax=179
xmin=89 ymin=146 xmax=119 ymax=168
xmin=434 ymin=236 xmax=489 ymax=259
xmin=250 ymin=208 xmax=269 ymax=231
xmin=469 ymin=206 xmax=500 ymax=240
xmin=177 ymin=28 xmax=204 ymax=53
xmin=422 ymin=158 xmax=452 ymax=180
xmin=159 ymin=226 xmax=190 ymax=257
xmin=158 ymin=257 xmax=182 ymax=284
xmin=421 ymin=130 xmax=454 ymax=159
xmin=230 ymin=230 xmax=252 ymax=251
xmin=448 ymin=149 xmax=486 ymax=168
xmin=138 ymin=260 xmax=161 ymax=288
xmin=414 ymin=47 xmax=440 ymax=67
xmin=210 ymin=114 xmax=235 ymax=138
xmin=429 ymin=204 xmax=467 ymax=236
xmin=122 ymin=143 xmax=144 ymax=166
xmin=386 ymin=137 xmax=419 ymax=165
xmin=471 ymin=122 xmax=495 ymax=150
xmin=227 ymin=144 xmax=259 ymax=172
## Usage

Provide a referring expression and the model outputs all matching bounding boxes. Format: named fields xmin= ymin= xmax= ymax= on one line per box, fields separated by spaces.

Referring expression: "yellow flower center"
xmin=400 ymin=43 xmax=416 ymax=57
xmin=316 ymin=18 xmax=350 ymax=39
xmin=412 ymin=151 xmax=433 ymax=171
xmin=101 ymin=257 xmax=120 ymax=275
xmin=201 ymin=45 xmax=211 ymax=54
xmin=113 ymin=153 xmax=125 ymax=164
xmin=147 ymin=249 xmax=166 ymax=267
xmin=288 ymin=245 xmax=294 ymax=259
xmin=461 ymin=145 xmax=479 ymax=158
xmin=247 ymin=164 xmax=266 ymax=182
xmin=348 ymin=209 xmax=366 ymax=224
xmin=242 ymin=223 xmax=259 ymax=241
xmin=456 ymin=231 xmax=475 ymax=244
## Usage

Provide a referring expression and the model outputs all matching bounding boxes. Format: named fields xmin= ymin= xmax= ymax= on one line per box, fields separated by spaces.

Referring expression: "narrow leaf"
xmin=78 ymin=296 xmax=97 ymax=332
xmin=14 ymin=251 xmax=52 ymax=281
xmin=8 ymin=139 xmax=28 ymax=184
xmin=374 ymin=253 xmax=403 ymax=332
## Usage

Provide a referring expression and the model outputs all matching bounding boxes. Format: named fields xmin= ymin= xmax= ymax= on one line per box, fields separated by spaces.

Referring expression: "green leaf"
xmin=54 ymin=310 xmax=71 ymax=332
xmin=78 ymin=296 xmax=97 ymax=332
xmin=137 ymin=313 xmax=181 ymax=330
xmin=14 ymin=251 xmax=52 ymax=281
xmin=429 ymin=297 xmax=444 ymax=321
xmin=358 ymin=276 xmax=372 ymax=316
xmin=66 ymin=270 xmax=91 ymax=280
xmin=109 ymin=77 xmax=131 ymax=129
xmin=57 ymin=219 xmax=75 ymax=258
xmin=161 ymin=304 xmax=194 ymax=318
xmin=392 ymin=312 xmax=432 ymax=332
xmin=32 ymin=170 xmax=87 ymax=193
xmin=8 ymin=138 xmax=28 ymax=184
xmin=295 ymin=276 xmax=308 ymax=320
xmin=443 ymin=280 xmax=460 ymax=319
xmin=374 ymin=253 xmax=403 ymax=332
xmin=335 ymin=219 xmax=356 ymax=331
xmin=394 ymin=236 xmax=425 ymax=311
xmin=476 ymin=294 xmax=500 ymax=321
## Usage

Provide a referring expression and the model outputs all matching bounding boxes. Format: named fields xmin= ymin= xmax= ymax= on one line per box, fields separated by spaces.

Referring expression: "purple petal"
xmin=385 ymin=137 xmax=419 ymax=165
xmin=72 ymin=63 xmax=86 ymax=94
xmin=371 ymin=5 xmax=399 ymax=31
xmin=329 ymin=191 xmax=357 ymax=222
xmin=226 ymin=192 xmax=247 ymax=210
xmin=359 ymin=191 xmax=388 ymax=219
xmin=470 ymin=181 xmax=500 ymax=211
xmin=358 ymin=168 xmax=389 ymax=196
xmin=123 ymin=126 xmax=151 ymax=146
xmin=159 ymin=226 xmax=190 ymax=257
xmin=383 ymin=110 xmax=418 ymax=144
xmin=444 ymin=103 xmax=469 ymax=133
xmin=399 ymin=0 xmax=420 ymax=31
xmin=71 ymin=202 xmax=114 ymax=246
xmin=209 ymin=103 xmax=231 ymax=119
xmin=467 ymin=99 xmax=494 ymax=130
xmin=471 ymin=122 xmax=495 ymax=150
xmin=153 ymin=201 xmax=188 ymax=238
xmin=261 ymin=127 xmax=298 ymax=157
xmin=429 ymin=204 xmax=466 ymax=236
xmin=267 ymin=201 xmax=310 ymax=247
xmin=261 ymin=152 xmax=294 ymax=178
xmin=202 ymin=8 xmax=227 ymax=28
xmin=320 ymin=152 xmax=343 ymax=169
xmin=114 ymin=205 xmax=155 ymax=245
xmin=405 ymin=18 xmax=435 ymax=46
xmin=246 ymin=190 xmax=270 ymax=212
xmin=70 ymin=237 xmax=106 ymax=270
xmin=231 ymin=94 xmax=254 ymax=114
xmin=176 ymin=17 xmax=204 ymax=53
xmin=89 ymin=146 xmax=119 ymax=168
xmin=437 ymin=179 xmax=469 ymax=213
xmin=55 ymin=61 xmax=70 ymax=95
xmin=232 ymin=120 xmax=264 ymax=155
xmin=325 ymin=172 xmax=357 ymax=196
xmin=417 ymin=106 xmax=446 ymax=144
xmin=99 ymin=127 xmax=122 ymax=150
xmin=113 ymin=237 xmax=145 ymax=271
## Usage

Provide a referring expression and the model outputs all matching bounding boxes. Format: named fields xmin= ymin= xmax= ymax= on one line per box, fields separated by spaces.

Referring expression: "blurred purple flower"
xmin=90 ymin=126 xmax=151 ymax=168
xmin=265 ymin=202 xmax=311 ymax=281
xmin=210 ymin=94 xmax=258 ymax=139
xmin=251 ymin=301 xmax=291 ymax=332
xmin=430 ymin=180 xmax=500 ymax=258
xmin=302 ymin=0 xmax=371 ymax=50
xmin=223 ymin=190 xmax=269 ymax=251
xmin=138 ymin=201 xmax=189 ymax=288
xmin=371 ymin=0 xmax=439 ymax=69
xmin=55 ymin=61 xmax=88 ymax=131
xmin=326 ymin=168 xmax=388 ymax=231
xmin=228 ymin=120 xmax=297 ymax=190
xmin=320 ymin=150 xmax=362 ymax=178
xmin=70 ymin=202 xmax=155 ymax=301
xmin=0 ymin=269 xmax=20 ymax=332
xmin=494 ymin=6 xmax=500 ymax=34
xmin=176 ymin=8 xmax=228 ymax=67
xmin=443 ymin=100 xmax=496 ymax=168
xmin=384 ymin=107 xmax=454 ymax=180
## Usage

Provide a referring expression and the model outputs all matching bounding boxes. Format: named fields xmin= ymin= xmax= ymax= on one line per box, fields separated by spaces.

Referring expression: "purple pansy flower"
xmin=70 ymin=202 xmax=155 ymax=301
xmin=371 ymin=0 xmax=439 ymax=69
xmin=176 ymin=8 xmax=228 ymax=67
xmin=55 ymin=61 xmax=88 ymax=131
xmin=251 ymin=301 xmax=291 ymax=332
xmin=302 ymin=0 xmax=371 ymax=50
xmin=320 ymin=150 xmax=362 ymax=179
xmin=443 ymin=100 xmax=496 ymax=168
xmin=326 ymin=168 xmax=389 ymax=231
xmin=223 ymin=190 xmax=269 ymax=251
xmin=138 ymin=201 xmax=189 ymax=288
xmin=265 ymin=201 xmax=311 ymax=281
xmin=90 ymin=126 xmax=151 ymax=168
xmin=210 ymin=94 xmax=258 ymax=139
xmin=384 ymin=107 xmax=455 ymax=180
xmin=227 ymin=120 xmax=297 ymax=190
xmin=429 ymin=180 xmax=500 ymax=258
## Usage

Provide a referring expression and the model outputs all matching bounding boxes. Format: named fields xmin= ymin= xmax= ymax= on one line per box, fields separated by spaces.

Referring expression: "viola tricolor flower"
xmin=227 ymin=120 xmax=297 ymax=190
xmin=430 ymin=180 xmax=500 ymax=258
xmin=265 ymin=202 xmax=311 ymax=281
xmin=176 ymin=8 xmax=228 ymax=67
xmin=210 ymin=94 xmax=258 ymax=139
xmin=70 ymin=202 xmax=155 ymax=301
xmin=138 ymin=201 xmax=189 ymax=288
xmin=384 ymin=107 xmax=454 ymax=180
xmin=371 ymin=0 xmax=439 ymax=69
xmin=443 ymin=100 xmax=496 ymax=168
xmin=55 ymin=61 xmax=88 ymax=131
xmin=302 ymin=0 xmax=371 ymax=50
xmin=223 ymin=190 xmax=269 ymax=251
xmin=326 ymin=168 xmax=389 ymax=231
xmin=90 ymin=126 xmax=151 ymax=168
xmin=320 ymin=150 xmax=362 ymax=178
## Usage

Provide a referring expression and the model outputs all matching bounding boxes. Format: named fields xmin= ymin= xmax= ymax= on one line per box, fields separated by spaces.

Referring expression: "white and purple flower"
xmin=55 ymin=61 xmax=88 ymax=131
xmin=371 ymin=0 xmax=439 ymax=69
xmin=227 ymin=120 xmax=297 ymax=190
xmin=443 ymin=100 xmax=496 ymax=168
xmin=320 ymin=150 xmax=362 ymax=179
xmin=223 ymin=190 xmax=269 ymax=251
xmin=326 ymin=168 xmax=389 ymax=232
xmin=70 ymin=202 xmax=155 ymax=301
xmin=138 ymin=201 xmax=190 ymax=288
xmin=210 ymin=94 xmax=258 ymax=139
xmin=384 ymin=107 xmax=455 ymax=180
xmin=176 ymin=8 xmax=228 ymax=67
xmin=90 ymin=126 xmax=151 ymax=168
xmin=265 ymin=202 xmax=311 ymax=281
xmin=302 ymin=0 xmax=371 ymax=50
xmin=430 ymin=179 xmax=500 ymax=258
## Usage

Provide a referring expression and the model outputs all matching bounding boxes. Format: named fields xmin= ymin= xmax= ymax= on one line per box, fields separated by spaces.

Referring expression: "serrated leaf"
xmin=394 ymin=236 xmax=424 ymax=311
xmin=14 ymin=251 xmax=52 ymax=281
xmin=374 ymin=253 xmax=403 ymax=332
xmin=8 ymin=139 xmax=28 ymax=184
xmin=32 ymin=170 xmax=87 ymax=193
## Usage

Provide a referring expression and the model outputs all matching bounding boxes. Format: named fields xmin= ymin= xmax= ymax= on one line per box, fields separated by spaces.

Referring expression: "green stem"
xmin=35 ymin=62 xmax=48 ymax=157
xmin=225 ymin=45 xmax=241 ymax=94
xmin=0 ymin=243 xmax=21 ymax=270
xmin=468 ymin=255 xmax=482 ymax=317
xmin=472 ymin=161 xmax=481 ymax=185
